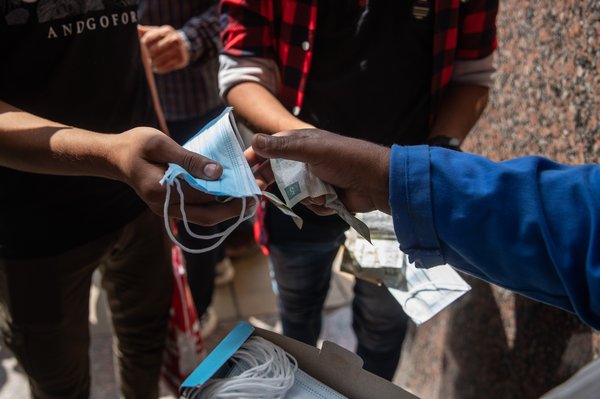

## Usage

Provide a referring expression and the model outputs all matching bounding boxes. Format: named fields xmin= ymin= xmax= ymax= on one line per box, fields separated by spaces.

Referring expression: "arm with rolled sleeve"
xmin=219 ymin=1 xmax=312 ymax=133
xmin=219 ymin=0 xmax=280 ymax=97
xmin=389 ymin=145 xmax=600 ymax=329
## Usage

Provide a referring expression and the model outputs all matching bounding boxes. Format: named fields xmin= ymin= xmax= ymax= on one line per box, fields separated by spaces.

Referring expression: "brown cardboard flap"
xmin=319 ymin=341 xmax=364 ymax=368
xmin=254 ymin=327 xmax=418 ymax=399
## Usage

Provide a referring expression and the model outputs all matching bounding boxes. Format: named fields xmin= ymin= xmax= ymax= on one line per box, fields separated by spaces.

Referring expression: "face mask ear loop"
xmin=169 ymin=180 xmax=258 ymax=254
xmin=176 ymin=181 xmax=246 ymax=240
xmin=402 ymin=282 xmax=470 ymax=309
xmin=177 ymin=183 xmax=259 ymax=241
xmin=192 ymin=336 xmax=297 ymax=399
xmin=176 ymin=180 xmax=246 ymax=240
xmin=163 ymin=178 xmax=211 ymax=253
xmin=162 ymin=180 xmax=182 ymax=249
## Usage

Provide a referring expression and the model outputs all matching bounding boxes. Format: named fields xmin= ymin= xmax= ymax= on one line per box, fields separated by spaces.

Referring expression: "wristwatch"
xmin=427 ymin=135 xmax=462 ymax=151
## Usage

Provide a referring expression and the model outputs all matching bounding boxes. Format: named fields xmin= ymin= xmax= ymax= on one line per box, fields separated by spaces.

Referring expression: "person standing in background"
xmin=138 ymin=0 xmax=235 ymax=338
xmin=220 ymin=0 xmax=498 ymax=380
xmin=0 ymin=0 xmax=241 ymax=397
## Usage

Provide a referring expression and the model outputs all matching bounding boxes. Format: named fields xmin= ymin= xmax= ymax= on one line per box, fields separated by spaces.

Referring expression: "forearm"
xmin=226 ymin=82 xmax=313 ymax=134
xmin=0 ymin=101 xmax=121 ymax=179
xmin=428 ymin=84 xmax=489 ymax=143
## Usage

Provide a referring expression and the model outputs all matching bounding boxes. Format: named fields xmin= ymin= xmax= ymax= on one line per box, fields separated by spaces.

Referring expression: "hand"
xmin=138 ymin=25 xmax=190 ymax=74
xmin=247 ymin=129 xmax=392 ymax=214
xmin=111 ymin=127 xmax=247 ymax=225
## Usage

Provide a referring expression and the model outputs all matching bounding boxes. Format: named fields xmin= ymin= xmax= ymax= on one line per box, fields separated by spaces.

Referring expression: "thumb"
xmin=179 ymin=149 xmax=223 ymax=180
xmin=155 ymin=137 xmax=223 ymax=180
xmin=252 ymin=130 xmax=322 ymax=164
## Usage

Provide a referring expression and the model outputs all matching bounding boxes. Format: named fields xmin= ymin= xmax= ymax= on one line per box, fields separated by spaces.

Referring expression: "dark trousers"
xmin=0 ymin=210 xmax=172 ymax=399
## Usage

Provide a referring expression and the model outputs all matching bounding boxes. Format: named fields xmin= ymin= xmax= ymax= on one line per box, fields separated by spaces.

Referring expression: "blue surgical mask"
xmin=284 ymin=368 xmax=348 ymax=399
xmin=160 ymin=108 xmax=261 ymax=254
xmin=220 ymin=364 xmax=348 ymax=399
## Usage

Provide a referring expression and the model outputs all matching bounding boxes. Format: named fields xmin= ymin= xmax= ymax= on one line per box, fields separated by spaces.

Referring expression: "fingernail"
xmin=203 ymin=163 xmax=218 ymax=177
xmin=255 ymin=134 xmax=268 ymax=149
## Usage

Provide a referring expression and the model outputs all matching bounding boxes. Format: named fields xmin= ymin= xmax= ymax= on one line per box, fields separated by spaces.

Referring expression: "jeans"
xmin=266 ymin=202 xmax=409 ymax=380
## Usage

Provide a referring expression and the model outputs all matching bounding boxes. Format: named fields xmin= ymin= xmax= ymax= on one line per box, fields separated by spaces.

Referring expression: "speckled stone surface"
xmin=395 ymin=1 xmax=600 ymax=398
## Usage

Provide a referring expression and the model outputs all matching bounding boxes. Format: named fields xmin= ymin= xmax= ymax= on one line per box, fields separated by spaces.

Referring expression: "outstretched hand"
xmin=112 ymin=127 xmax=247 ymax=225
xmin=246 ymin=129 xmax=392 ymax=214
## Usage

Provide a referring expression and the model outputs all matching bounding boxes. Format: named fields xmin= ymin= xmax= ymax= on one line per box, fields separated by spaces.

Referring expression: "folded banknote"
xmin=265 ymin=158 xmax=371 ymax=242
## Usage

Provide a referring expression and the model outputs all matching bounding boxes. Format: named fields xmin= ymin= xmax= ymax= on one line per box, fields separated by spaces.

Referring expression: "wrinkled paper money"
xmin=343 ymin=211 xmax=471 ymax=325
xmin=264 ymin=158 xmax=371 ymax=242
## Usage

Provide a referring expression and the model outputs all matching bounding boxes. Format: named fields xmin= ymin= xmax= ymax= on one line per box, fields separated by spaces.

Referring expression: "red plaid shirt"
xmin=220 ymin=0 xmax=498 ymax=119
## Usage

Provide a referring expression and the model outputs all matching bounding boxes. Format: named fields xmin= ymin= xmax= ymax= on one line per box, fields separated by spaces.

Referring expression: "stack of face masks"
xmin=343 ymin=211 xmax=471 ymax=325
xmin=181 ymin=336 xmax=348 ymax=399
xmin=160 ymin=107 xmax=262 ymax=254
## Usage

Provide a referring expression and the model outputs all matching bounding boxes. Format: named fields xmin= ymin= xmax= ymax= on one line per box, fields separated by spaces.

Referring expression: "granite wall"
xmin=396 ymin=1 xmax=600 ymax=398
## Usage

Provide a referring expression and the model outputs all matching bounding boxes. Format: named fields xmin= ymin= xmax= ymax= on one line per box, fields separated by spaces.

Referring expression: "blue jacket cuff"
xmin=389 ymin=145 xmax=444 ymax=268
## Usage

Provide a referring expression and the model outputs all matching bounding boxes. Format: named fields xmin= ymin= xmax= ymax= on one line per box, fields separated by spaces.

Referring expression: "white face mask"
xmin=343 ymin=211 xmax=471 ymax=325
xmin=159 ymin=108 xmax=261 ymax=254
xmin=182 ymin=336 xmax=347 ymax=399
xmin=388 ymin=253 xmax=471 ymax=325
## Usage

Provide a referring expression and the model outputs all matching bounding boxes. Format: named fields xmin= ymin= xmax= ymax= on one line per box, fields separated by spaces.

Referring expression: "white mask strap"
xmin=184 ymin=336 xmax=298 ymax=399
xmin=163 ymin=178 xmax=258 ymax=254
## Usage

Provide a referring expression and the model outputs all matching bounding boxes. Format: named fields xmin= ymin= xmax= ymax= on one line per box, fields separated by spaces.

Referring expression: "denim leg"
xmin=353 ymin=278 xmax=409 ymax=380
xmin=265 ymin=201 xmax=408 ymax=379
xmin=265 ymin=200 xmax=347 ymax=346
xmin=269 ymin=237 xmax=345 ymax=346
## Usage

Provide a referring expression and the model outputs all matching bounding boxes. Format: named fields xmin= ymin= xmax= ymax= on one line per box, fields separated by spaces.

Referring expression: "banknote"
xmin=271 ymin=158 xmax=331 ymax=208
xmin=267 ymin=158 xmax=371 ymax=242
xmin=261 ymin=191 xmax=304 ymax=229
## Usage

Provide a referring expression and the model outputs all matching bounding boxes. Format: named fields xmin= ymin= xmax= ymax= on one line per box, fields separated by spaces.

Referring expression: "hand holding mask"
xmin=160 ymin=108 xmax=261 ymax=253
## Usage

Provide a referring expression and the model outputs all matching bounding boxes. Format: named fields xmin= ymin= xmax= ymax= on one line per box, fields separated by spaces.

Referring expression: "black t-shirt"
xmin=268 ymin=0 xmax=434 ymax=237
xmin=0 ymin=0 xmax=155 ymax=258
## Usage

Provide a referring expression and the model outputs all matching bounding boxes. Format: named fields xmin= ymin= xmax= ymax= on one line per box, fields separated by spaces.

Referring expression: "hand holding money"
xmin=264 ymin=158 xmax=371 ymax=241
xmin=247 ymin=129 xmax=392 ymax=214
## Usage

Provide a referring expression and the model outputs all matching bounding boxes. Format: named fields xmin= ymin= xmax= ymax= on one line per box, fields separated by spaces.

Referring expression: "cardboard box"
xmin=180 ymin=321 xmax=418 ymax=398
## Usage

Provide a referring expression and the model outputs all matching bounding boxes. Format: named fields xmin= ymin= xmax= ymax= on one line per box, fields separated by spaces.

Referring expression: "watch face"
xmin=447 ymin=137 xmax=462 ymax=147
xmin=427 ymin=136 xmax=462 ymax=151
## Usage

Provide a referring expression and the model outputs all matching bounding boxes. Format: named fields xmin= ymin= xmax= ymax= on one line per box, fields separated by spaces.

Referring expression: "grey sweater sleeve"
xmin=451 ymin=53 xmax=496 ymax=88
xmin=218 ymin=54 xmax=281 ymax=100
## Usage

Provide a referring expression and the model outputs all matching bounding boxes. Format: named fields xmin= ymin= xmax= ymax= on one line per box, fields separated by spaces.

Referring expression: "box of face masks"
xmin=179 ymin=321 xmax=418 ymax=398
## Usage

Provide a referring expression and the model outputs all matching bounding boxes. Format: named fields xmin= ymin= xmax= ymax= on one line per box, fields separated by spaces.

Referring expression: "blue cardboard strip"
xmin=180 ymin=321 xmax=255 ymax=389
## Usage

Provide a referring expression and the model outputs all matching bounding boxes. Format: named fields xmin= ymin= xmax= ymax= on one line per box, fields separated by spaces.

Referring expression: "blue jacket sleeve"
xmin=389 ymin=145 xmax=600 ymax=330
